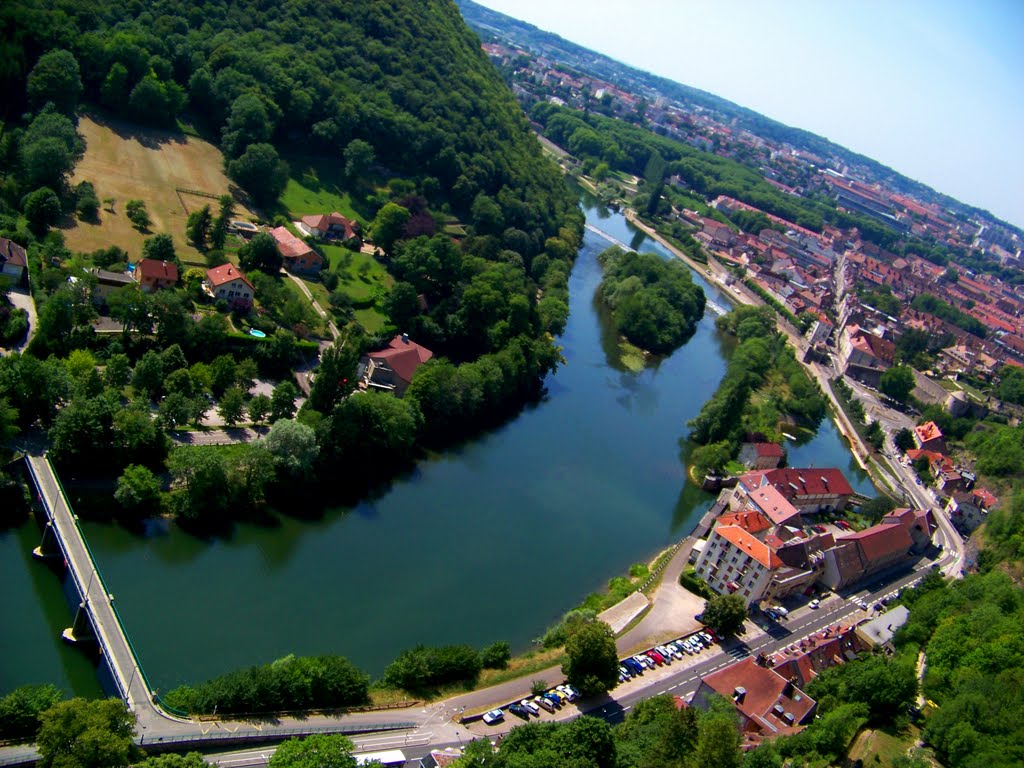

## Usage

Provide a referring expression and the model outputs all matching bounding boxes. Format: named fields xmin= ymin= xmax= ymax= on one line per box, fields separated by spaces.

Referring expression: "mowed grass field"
xmin=63 ymin=115 xmax=253 ymax=263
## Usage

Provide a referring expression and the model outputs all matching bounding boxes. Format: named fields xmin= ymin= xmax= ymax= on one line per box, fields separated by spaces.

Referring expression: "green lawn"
xmin=277 ymin=156 xmax=377 ymax=224
xmin=322 ymin=244 xmax=393 ymax=303
xmin=354 ymin=307 xmax=388 ymax=334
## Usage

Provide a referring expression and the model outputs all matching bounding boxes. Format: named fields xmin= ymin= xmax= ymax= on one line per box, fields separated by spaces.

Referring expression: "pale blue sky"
xmin=473 ymin=0 xmax=1024 ymax=229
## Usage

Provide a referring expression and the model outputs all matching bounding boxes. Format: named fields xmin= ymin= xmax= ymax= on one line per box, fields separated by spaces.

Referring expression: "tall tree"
xmin=27 ymin=50 xmax=82 ymax=114
xmin=270 ymin=734 xmax=358 ymax=768
xmin=368 ymin=202 xmax=410 ymax=256
xmin=880 ymin=364 xmax=916 ymax=405
xmin=562 ymin=620 xmax=620 ymax=697
xmin=228 ymin=143 xmax=288 ymax=208
xmin=702 ymin=594 xmax=746 ymax=636
xmin=35 ymin=698 xmax=135 ymax=768
xmin=238 ymin=232 xmax=282 ymax=274
xmin=186 ymin=205 xmax=213 ymax=250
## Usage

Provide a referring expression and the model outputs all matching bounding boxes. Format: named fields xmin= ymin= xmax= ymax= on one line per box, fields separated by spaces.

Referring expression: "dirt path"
xmin=283 ymin=270 xmax=340 ymax=340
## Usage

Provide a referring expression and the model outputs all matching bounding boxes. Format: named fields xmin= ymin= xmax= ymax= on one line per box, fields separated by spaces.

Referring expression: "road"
xmin=3 ymin=286 xmax=36 ymax=353
xmin=196 ymin=551 xmax=956 ymax=767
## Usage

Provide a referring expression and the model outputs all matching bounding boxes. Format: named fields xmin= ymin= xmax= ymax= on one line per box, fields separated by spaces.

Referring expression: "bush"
xmin=480 ymin=641 xmax=511 ymax=670
xmin=162 ymin=654 xmax=369 ymax=715
xmin=75 ymin=181 xmax=99 ymax=221
xmin=0 ymin=684 xmax=64 ymax=741
xmin=382 ymin=644 xmax=482 ymax=691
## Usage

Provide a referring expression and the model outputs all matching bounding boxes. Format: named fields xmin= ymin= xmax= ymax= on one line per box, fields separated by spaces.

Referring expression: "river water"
xmin=0 ymin=191 xmax=871 ymax=695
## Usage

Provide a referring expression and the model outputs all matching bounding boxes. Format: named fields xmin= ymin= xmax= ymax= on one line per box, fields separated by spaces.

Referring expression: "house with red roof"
xmin=819 ymin=514 xmax=917 ymax=593
xmin=270 ymin=226 xmax=323 ymax=274
xmin=738 ymin=442 xmax=785 ymax=470
xmin=837 ymin=324 xmax=895 ymax=387
xmin=358 ymin=333 xmax=433 ymax=398
xmin=0 ymin=237 xmax=28 ymax=287
xmin=204 ymin=264 xmax=254 ymax=310
xmin=295 ymin=212 xmax=361 ymax=244
xmin=735 ymin=468 xmax=854 ymax=513
xmin=913 ymin=421 xmax=946 ymax=453
xmin=133 ymin=259 xmax=178 ymax=292
xmin=767 ymin=622 xmax=866 ymax=688
xmin=691 ymin=657 xmax=817 ymax=742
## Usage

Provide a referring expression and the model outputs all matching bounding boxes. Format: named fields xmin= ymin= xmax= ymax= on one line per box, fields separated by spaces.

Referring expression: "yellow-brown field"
xmin=62 ymin=115 xmax=253 ymax=263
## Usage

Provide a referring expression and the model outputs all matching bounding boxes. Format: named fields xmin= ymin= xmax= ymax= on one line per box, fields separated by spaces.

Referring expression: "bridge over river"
xmin=8 ymin=454 xmax=419 ymax=764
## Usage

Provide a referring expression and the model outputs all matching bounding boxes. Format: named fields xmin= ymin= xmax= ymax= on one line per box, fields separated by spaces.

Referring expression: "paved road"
xmin=171 ymin=427 xmax=266 ymax=446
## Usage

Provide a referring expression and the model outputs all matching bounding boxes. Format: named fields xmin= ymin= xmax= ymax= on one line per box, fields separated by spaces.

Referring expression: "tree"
xmin=125 ymin=199 xmax=150 ymax=230
xmin=270 ymin=381 xmax=299 ymax=423
xmin=35 ymin=698 xmax=135 ymax=768
xmin=143 ymin=234 xmax=177 ymax=264
xmin=75 ymin=181 xmax=100 ymax=220
xmin=24 ymin=187 xmax=62 ymax=236
xmin=308 ymin=336 xmax=362 ymax=413
xmin=21 ymin=138 xmax=73 ymax=192
xmin=114 ymin=464 xmax=162 ymax=517
xmin=702 ymin=594 xmax=746 ymax=637
xmin=166 ymin=447 xmax=231 ymax=520
xmin=0 ymin=684 xmax=64 ymax=741
xmin=894 ymin=426 xmax=916 ymax=452
xmin=248 ymin=393 xmax=272 ymax=425
xmin=262 ymin=418 xmax=318 ymax=478
xmin=996 ymin=365 xmax=1024 ymax=406
xmin=132 ymin=350 xmax=165 ymax=401
xmin=128 ymin=74 xmax=185 ymax=127
xmin=210 ymin=195 xmax=234 ymax=250
xmin=562 ymin=620 xmax=619 ymax=697
xmin=159 ymin=392 xmax=192 ymax=430
xmin=880 ymin=364 xmax=916 ymax=404
xmin=27 ymin=50 xmax=82 ymax=114
xmin=368 ymin=202 xmax=410 ymax=256
xmin=694 ymin=705 xmax=742 ymax=768
xmin=100 ymin=63 xmax=130 ymax=109
xmin=186 ymin=205 xmax=212 ymax=249
xmin=270 ymin=734 xmax=358 ymax=768
xmin=238 ymin=232 xmax=283 ymax=274
xmin=480 ymin=641 xmax=511 ymax=670
xmin=217 ymin=387 xmax=247 ymax=426
xmin=134 ymin=754 xmax=207 ymax=768
xmin=222 ymin=93 xmax=274 ymax=159
xmin=343 ymin=139 xmax=374 ymax=180
xmin=227 ymin=143 xmax=288 ymax=207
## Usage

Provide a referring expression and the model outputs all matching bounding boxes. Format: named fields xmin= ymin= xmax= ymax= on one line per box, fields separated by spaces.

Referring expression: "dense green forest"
xmin=597 ymin=246 xmax=705 ymax=355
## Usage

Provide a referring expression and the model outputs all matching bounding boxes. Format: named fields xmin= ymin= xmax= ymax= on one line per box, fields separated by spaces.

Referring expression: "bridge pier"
xmin=62 ymin=600 xmax=95 ymax=644
xmin=32 ymin=520 xmax=61 ymax=560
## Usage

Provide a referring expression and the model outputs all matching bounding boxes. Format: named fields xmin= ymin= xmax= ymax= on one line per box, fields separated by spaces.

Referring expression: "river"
xmin=0 ymin=191 xmax=872 ymax=695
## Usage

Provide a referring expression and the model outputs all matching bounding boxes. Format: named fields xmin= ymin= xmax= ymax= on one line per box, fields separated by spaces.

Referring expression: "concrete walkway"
xmin=4 ymin=287 xmax=37 ymax=353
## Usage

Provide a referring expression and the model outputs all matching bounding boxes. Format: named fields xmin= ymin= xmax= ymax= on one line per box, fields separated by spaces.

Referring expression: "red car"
xmin=836 ymin=520 xmax=851 ymax=530
xmin=646 ymin=650 xmax=665 ymax=666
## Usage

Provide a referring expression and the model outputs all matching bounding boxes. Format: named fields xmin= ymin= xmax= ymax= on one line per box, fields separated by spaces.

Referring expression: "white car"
xmin=482 ymin=709 xmax=504 ymax=725
xmin=809 ymin=598 xmax=820 ymax=609
xmin=520 ymin=698 xmax=540 ymax=715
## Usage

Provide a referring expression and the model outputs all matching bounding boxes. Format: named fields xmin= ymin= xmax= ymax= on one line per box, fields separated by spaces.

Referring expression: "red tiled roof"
xmin=844 ymin=522 xmax=912 ymax=565
xmin=752 ymin=442 xmax=785 ymax=457
xmin=718 ymin=510 xmax=772 ymax=534
xmin=301 ymin=212 xmax=359 ymax=240
xmin=0 ymin=237 xmax=27 ymax=267
xmin=135 ymin=258 xmax=178 ymax=283
xmin=747 ymin=485 xmax=802 ymax=526
xmin=915 ymin=421 xmax=943 ymax=443
xmin=714 ymin=525 xmax=783 ymax=570
xmin=270 ymin=226 xmax=314 ymax=259
xmin=745 ymin=468 xmax=854 ymax=500
xmin=699 ymin=657 xmax=816 ymax=735
xmin=368 ymin=334 xmax=433 ymax=384
xmin=206 ymin=263 xmax=254 ymax=290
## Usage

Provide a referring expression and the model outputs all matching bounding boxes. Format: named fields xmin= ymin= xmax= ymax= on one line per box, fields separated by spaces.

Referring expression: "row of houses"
xmin=693 ymin=466 xmax=934 ymax=607
xmin=689 ymin=607 xmax=910 ymax=748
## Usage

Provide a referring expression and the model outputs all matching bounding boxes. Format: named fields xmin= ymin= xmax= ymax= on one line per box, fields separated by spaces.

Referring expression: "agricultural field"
xmin=62 ymin=114 xmax=254 ymax=263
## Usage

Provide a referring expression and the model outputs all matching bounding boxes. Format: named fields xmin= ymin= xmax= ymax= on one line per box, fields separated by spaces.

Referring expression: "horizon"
xmin=470 ymin=0 xmax=1024 ymax=231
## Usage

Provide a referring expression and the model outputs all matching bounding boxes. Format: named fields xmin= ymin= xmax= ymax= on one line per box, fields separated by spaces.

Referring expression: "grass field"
xmin=278 ymin=156 xmax=375 ymax=224
xmin=321 ymin=244 xmax=393 ymax=302
xmin=62 ymin=114 xmax=254 ymax=261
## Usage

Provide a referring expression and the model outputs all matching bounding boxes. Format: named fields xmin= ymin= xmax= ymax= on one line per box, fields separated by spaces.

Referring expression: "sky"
xmin=472 ymin=0 xmax=1024 ymax=230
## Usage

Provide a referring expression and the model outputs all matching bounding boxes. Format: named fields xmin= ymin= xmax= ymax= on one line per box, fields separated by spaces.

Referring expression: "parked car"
xmin=646 ymin=650 xmax=665 ymax=666
xmin=548 ymin=689 xmax=568 ymax=704
xmin=664 ymin=642 xmax=684 ymax=660
xmin=809 ymin=598 xmax=820 ymax=609
xmin=836 ymin=520 xmax=851 ymax=530
xmin=765 ymin=608 xmax=779 ymax=619
xmin=535 ymin=696 xmax=556 ymax=713
xmin=542 ymin=692 xmax=562 ymax=708
xmin=656 ymin=645 xmax=677 ymax=662
xmin=520 ymin=699 xmax=540 ymax=716
xmin=508 ymin=703 xmax=530 ymax=720
xmin=624 ymin=657 xmax=645 ymax=675
xmin=634 ymin=654 xmax=654 ymax=669
xmin=619 ymin=664 xmax=632 ymax=679
xmin=482 ymin=709 xmax=504 ymax=725
xmin=558 ymin=684 xmax=580 ymax=701
xmin=699 ymin=632 xmax=714 ymax=644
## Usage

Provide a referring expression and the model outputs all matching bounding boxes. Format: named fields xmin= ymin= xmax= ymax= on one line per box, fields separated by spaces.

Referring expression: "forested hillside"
xmin=1 ymin=0 xmax=577 ymax=239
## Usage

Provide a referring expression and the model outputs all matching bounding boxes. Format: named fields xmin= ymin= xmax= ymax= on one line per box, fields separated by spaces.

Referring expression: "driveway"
xmin=5 ymin=287 xmax=37 ymax=352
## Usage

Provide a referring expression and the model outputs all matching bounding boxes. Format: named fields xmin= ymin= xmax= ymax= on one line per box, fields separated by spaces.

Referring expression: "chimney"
xmin=783 ymin=679 xmax=795 ymax=697
xmin=733 ymin=686 xmax=746 ymax=703
xmin=401 ymin=333 xmax=409 ymax=344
